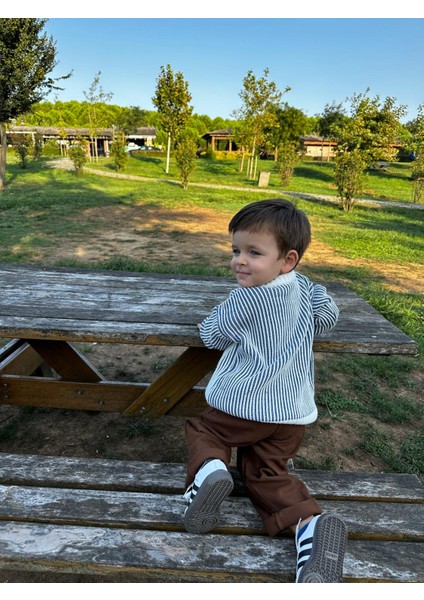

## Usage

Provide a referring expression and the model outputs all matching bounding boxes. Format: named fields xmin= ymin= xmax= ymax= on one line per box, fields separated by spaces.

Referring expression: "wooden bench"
xmin=0 ymin=264 xmax=421 ymax=582
xmin=0 ymin=453 xmax=423 ymax=582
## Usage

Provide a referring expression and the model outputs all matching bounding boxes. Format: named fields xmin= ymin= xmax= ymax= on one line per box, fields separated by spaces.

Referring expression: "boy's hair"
xmin=228 ymin=198 xmax=311 ymax=260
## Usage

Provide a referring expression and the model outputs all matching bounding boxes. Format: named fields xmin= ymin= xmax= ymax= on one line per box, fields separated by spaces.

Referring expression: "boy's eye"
xmin=232 ymin=248 xmax=240 ymax=255
xmin=249 ymin=250 xmax=260 ymax=256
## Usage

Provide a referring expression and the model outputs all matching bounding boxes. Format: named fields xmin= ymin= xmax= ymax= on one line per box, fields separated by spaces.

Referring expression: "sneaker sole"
xmin=184 ymin=470 xmax=234 ymax=534
xmin=297 ymin=514 xmax=347 ymax=583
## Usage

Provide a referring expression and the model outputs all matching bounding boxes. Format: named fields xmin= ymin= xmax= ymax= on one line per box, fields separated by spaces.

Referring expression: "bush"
xmin=68 ymin=141 xmax=87 ymax=176
xmin=334 ymin=149 xmax=367 ymax=211
xmin=202 ymin=148 xmax=216 ymax=160
xmin=110 ymin=132 xmax=128 ymax=172
xmin=277 ymin=143 xmax=299 ymax=186
xmin=41 ymin=140 xmax=61 ymax=157
xmin=13 ymin=134 xmax=32 ymax=168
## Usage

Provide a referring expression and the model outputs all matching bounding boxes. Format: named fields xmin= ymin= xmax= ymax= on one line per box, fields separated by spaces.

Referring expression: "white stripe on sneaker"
xmin=295 ymin=514 xmax=347 ymax=583
xmin=183 ymin=459 xmax=233 ymax=534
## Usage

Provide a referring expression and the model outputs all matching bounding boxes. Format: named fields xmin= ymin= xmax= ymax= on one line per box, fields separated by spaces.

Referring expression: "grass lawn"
xmin=91 ymin=152 xmax=417 ymax=204
xmin=1 ymin=152 xmax=423 ymax=477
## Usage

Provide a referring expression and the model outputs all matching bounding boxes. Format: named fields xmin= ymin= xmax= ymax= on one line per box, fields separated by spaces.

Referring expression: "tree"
xmin=330 ymin=91 xmax=406 ymax=165
xmin=0 ymin=18 xmax=68 ymax=188
xmin=115 ymin=106 xmax=150 ymax=134
xmin=174 ymin=135 xmax=197 ymax=190
xmin=152 ymin=64 xmax=193 ymax=174
xmin=233 ymin=68 xmax=290 ymax=177
xmin=403 ymin=104 xmax=424 ymax=159
xmin=110 ymin=131 xmax=128 ymax=172
xmin=412 ymin=158 xmax=424 ymax=203
xmin=409 ymin=107 xmax=424 ymax=203
xmin=318 ymin=102 xmax=349 ymax=138
xmin=268 ymin=104 xmax=309 ymax=159
xmin=83 ymin=71 xmax=113 ymax=162
xmin=329 ymin=91 xmax=406 ymax=210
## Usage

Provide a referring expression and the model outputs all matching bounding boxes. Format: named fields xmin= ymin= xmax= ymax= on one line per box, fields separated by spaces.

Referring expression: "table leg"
xmin=123 ymin=347 xmax=222 ymax=417
xmin=24 ymin=340 xmax=104 ymax=382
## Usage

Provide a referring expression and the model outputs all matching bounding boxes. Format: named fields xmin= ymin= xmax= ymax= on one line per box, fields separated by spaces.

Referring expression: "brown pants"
xmin=185 ymin=407 xmax=321 ymax=537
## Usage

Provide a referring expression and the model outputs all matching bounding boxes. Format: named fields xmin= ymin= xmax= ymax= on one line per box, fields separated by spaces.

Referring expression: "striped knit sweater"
xmin=199 ymin=271 xmax=339 ymax=424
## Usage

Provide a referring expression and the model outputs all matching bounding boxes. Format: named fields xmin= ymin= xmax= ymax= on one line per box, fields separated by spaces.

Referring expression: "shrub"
xmin=42 ymin=140 xmax=61 ymax=157
xmin=412 ymin=156 xmax=424 ymax=203
xmin=68 ymin=140 xmax=87 ymax=176
xmin=110 ymin=132 xmax=128 ymax=172
xmin=334 ymin=149 xmax=367 ymax=211
xmin=277 ymin=142 xmax=299 ymax=186
xmin=13 ymin=134 xmax=32 ymax=168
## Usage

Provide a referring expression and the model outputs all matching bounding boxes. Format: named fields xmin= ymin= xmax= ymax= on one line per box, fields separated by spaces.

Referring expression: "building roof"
xmin=202 ymin=129 xmax=234 ymax=138
xmin=301 ymin=135 xmax=336 ymax=146
xmin=8 ymin=125 xmax=156 ymax=138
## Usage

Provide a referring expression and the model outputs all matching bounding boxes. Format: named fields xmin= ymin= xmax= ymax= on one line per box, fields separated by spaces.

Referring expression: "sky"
xmin=4 ymin=11 xmax=424 ymax=123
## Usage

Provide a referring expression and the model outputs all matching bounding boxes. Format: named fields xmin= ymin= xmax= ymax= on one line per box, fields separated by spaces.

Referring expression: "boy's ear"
xmin=280 ymin=249 xmax=299 ymax=273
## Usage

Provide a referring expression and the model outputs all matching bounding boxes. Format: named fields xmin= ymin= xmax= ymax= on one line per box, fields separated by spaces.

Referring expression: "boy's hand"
xmin=197 ymin=323 xmax=201 ymax=330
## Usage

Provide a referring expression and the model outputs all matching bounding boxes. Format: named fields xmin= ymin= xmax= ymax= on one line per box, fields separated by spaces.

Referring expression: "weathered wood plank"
xmin=0 ymin=315 xmax=202 ymax=347
xmin=0 ymin=375 xmax=209 ymax=414
xmin=0 ymin=521 xmax=421 ymax=582
xmin=0 ymin=339 xmax=27 ymax=361
xmin=0 ymin=340 xmax=44 ymax=375
xmin=0 ymin=375 xmax=147 ymax=412
xmin=0 ymin=265 xmax=418 ymax=354
xmin=0 ymin=484 xmax=422 ymax=540
xmin=0 ymin=317 xmax=416 ymax=354
xmin=0 ymin=452 xmax=422 ymax=582
xmin=0 ymin=454 xmax=422 ymax=502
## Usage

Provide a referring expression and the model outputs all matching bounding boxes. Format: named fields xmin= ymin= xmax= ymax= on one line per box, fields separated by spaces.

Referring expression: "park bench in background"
xmin=0 ymin=264 xmax=421 ymax=582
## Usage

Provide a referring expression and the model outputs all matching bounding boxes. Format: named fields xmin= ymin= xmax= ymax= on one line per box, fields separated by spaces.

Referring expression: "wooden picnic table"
xmin=0 ymin=264 xmax=422 ymax=582
xmin=0 ymin=263 xmax=418 ymax=418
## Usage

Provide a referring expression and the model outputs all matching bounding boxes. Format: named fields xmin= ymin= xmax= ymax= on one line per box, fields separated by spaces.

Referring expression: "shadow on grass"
xmin=366 ymin=163 xmax=413 ymax=182
xmin=294 ymin=163 xmax=334 ymax=183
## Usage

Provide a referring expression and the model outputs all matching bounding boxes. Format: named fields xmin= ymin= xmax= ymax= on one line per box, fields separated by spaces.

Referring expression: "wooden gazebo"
xmin=202 ymin=129 xmax=238 ymax=152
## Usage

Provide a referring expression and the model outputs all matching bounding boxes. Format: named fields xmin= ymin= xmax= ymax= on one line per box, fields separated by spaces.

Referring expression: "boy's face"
xmin=231 ymin=229 xmax=298 ymax=287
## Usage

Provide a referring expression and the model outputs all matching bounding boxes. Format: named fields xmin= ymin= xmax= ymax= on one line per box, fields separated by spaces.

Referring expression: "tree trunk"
xmin=0 ymin=122 xmax=7 ymax=189
xmin=166 ymin=132 xmax=171 ymax=174
xmin=239 ymin=153 xmax=245 ymax=173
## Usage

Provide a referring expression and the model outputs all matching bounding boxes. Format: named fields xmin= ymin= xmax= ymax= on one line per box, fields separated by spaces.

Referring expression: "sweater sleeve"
xmin=310 ymin=281 xmax=339 ymax=334
xmin=199 ymin=291 xmax=245 ymax=351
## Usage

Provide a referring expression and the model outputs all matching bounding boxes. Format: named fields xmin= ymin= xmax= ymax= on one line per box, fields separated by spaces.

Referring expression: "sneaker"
xmin=295 ymin=513 xmax=347 ymax=583
xmin=183 ymin=459 xmax=234 ymax=534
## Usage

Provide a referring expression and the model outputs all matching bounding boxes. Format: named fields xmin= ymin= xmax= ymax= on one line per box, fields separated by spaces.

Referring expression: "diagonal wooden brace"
xmin=123 ymin=347 xmax=222 ymax=417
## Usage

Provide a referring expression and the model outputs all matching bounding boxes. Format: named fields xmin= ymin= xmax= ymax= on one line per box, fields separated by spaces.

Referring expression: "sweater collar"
xmin=265 ymin=271 xmax=297 ymax=288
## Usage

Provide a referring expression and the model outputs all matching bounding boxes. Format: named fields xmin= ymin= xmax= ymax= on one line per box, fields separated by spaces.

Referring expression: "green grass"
xmin=1 ymin=151 xmax=423 ymax=477
xmin=359 ymin=426 xmax=424 ymax=476
xmin=91 ymin=152 xmax=417 ymax=203
xmin=2 ymin=153 xmax=423 ymax=350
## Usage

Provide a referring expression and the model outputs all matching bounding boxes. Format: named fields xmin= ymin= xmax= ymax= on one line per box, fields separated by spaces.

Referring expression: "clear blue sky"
xmin=37 ymin=18 xmax=424 ymax=123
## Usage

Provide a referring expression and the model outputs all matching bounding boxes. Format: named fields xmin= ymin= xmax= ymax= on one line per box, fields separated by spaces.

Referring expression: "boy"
xmin=183 ymin=198 xmax=347 ymax=583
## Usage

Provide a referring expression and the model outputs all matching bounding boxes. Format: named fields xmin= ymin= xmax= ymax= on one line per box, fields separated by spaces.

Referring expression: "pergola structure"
xmin=202 ymin=129 xmax=238 ymax=152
